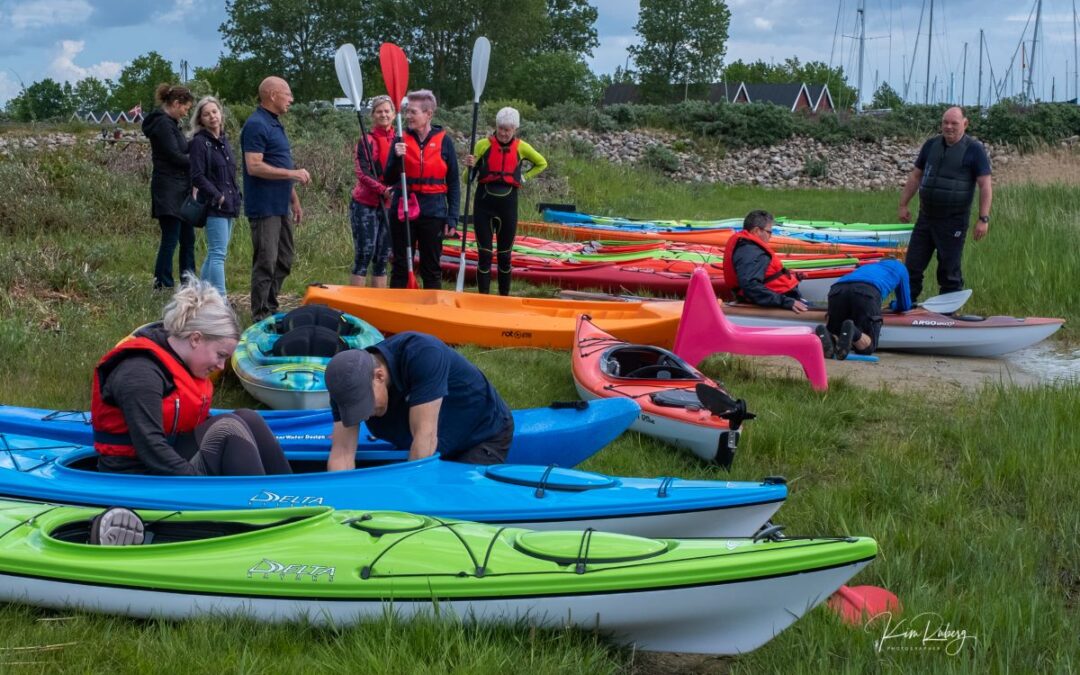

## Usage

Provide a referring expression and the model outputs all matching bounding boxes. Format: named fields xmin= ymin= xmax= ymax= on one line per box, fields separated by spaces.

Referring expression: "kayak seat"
xmin=650 ymin=389 xmax=703 ymax=410
xmin=49 ymin=514 xmax=313 ymax=545
xmin=271 ymin=325 xmax=349 ymax=358
xmin=674 ymin=268 xmax=828 ymax=391
xmin=601 ymin=346 xmax=699 ymax=381
xmin=276 ymin=304 xmax=363 ymax=336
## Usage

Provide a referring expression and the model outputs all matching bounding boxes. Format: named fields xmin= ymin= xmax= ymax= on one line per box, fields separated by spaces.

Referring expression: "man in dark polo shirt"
xmin=241 ymin=76 xmax=311 ymax=321
xmin=324 ymin=332 xmax=513 ymax=469
xmin=898 ymin=106 xmax=993 ymax=301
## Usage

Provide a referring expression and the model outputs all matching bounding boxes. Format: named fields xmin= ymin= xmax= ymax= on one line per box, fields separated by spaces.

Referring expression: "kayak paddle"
xmin=456 ymin=36 xmax=491 ymax=293
xmin=334 ymin=44 xmax=394 ymax=249
xmin=378 ymin=42 xmax=418 ymax=289
xmin=918 ymin=289 xmax=972 ymax=315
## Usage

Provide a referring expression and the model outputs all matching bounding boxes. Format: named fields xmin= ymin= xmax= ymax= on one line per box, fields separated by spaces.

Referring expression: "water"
xmin=1005 ymin=342 xmax=1080 ymax=384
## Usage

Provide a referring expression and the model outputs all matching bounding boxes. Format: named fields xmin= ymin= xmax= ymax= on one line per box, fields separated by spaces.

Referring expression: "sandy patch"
xmin=743 ymin=352 xmax=1040 ymax=398
xmin=994 ymin=146 xmax=1080 ymax=187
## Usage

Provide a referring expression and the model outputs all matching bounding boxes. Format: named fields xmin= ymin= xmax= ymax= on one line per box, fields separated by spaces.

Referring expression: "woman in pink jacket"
xmin=348 ymin=95 xmax=396 ymax=287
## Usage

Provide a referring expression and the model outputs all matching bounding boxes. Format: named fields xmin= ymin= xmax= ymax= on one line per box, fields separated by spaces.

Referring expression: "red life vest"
xmin=90 ymin=336 xmax=213 ymax=457
xmin=403 ymin=129 xmax=448 ymax=194
xmin=477 ymin=136 xmax=522 ymax=188
xmin=722 ymin=230 xmax=800 ymax=300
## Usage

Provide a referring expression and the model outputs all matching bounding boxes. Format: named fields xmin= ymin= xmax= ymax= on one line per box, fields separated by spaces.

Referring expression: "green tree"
xmin=111 ymin=52 xmax=179 ymax=110
xmin=541 ymin=0 xmax=599 ymax=55
xmin=869 ymin=82 xmax=904 ymax=110
xmin=71 ymin=77 xmax=111 ymax=114
xmin=500 ymin=51 xmax=597 ymax=108
xmin=628 ymin=0 xmax=730 ymax=101
xmin=7 ymin=78 xmax=72 ymax=121
xmin=220 ymin=0 xmax=363 ymax=102
xmin=193 ymin=55 xmax=266 ymax=103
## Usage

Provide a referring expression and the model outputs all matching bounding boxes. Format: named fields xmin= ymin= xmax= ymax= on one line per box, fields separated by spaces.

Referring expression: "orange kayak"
xmin=302 ymin=285 xmax=685 ymax=349
xmin=520 ymin=220 xmax=898 ymax=257
xmin=571 ymin=316 xmax=752 ymax=466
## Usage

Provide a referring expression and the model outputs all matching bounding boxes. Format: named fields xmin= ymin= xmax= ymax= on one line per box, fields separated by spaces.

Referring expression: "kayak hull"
xmin=722 ymin=305 xmax=1065 ymax=357
xmin=0 ymin=502 xmax=875 ymax=655
xmin=0 ymin=398 xmax=642 ymax=468
xmin=302 ymin=285 xmax=685 ymax=349
xmin=0 ymin=433 xmax=786 ymax=537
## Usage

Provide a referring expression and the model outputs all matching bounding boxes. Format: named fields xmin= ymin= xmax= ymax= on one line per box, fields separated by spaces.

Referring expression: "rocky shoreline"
xmin=537 ymin=128 xmax=1016 ymax=191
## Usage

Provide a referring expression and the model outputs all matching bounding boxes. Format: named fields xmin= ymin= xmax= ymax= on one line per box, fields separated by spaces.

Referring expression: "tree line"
xmin=3 ymin=0 xmax=856 ymax=123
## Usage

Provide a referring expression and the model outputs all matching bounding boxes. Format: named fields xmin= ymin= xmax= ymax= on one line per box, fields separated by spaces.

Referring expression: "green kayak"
xmin=0 ymin=500 xmax=877 ymax=655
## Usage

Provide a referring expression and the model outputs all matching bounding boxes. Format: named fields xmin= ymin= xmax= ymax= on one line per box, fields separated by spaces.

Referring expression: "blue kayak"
xmin=0 ymin=399 xmax=638 ymax=468
xmin=0 ymin=432 xmax=787 ymax=537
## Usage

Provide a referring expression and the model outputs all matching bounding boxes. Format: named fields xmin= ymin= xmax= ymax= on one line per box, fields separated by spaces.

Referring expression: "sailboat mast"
xmin=962 ymin=42 xmax=968 ymax=105
xmin=978 ymin=30 xmax=985 ymax=107
xmin=857 ymin=0 xmax=867 ymax=110
xmin=1028 ymin=0 xmax=1042 ymax=101
xmin=926 ymin=0 xmax=934 ymax=103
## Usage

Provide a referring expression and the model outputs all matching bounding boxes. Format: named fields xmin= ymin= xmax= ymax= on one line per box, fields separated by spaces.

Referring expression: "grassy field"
xmin=0 ymin=136 xmax=1077 ymax=673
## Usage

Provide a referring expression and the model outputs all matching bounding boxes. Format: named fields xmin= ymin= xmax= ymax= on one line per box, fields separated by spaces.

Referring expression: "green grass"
xmin=0 ymin=138 xmax=1077 ymax=673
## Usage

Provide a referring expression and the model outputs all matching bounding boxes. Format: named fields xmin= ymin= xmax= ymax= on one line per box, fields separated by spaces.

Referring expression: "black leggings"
xmin=390 ymin=214 xmax=444 ymax=289
xmin=192 ymin=409 xmax=292 ymax=476
xmin=904 ymin=215 xmax=968 ymax=301
xmin=826 ymin=282 xmax=883 ymax=354
xmin=473 ymin=185 xmax=518 ymax=295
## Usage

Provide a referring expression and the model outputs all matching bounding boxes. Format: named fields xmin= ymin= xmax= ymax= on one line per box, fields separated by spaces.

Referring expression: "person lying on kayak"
xmin=325 ymin=332 xmax=513 ymax=470
xmin=816 ymin=259 xmax=913 ymax=359
xmin=723 ymin=210 xmax=808 ymax=313
xmin=91 ymin=279 xmax=291 ymax=476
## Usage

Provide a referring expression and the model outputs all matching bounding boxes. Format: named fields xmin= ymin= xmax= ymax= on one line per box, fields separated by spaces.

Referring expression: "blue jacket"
xmin=835 ymin=259 xmax=913 ymax=311
xmin=189 ymin=129 xmax=241 ymax=218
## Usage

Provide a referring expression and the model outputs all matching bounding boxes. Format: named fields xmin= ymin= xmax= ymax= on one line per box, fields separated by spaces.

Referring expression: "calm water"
xmin=1006 ymin=342 xmax=1080 ymax=384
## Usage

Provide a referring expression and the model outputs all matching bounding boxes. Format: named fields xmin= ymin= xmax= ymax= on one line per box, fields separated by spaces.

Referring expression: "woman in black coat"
xmin=189 ymin=96 xmax=241 ymax=299
xmin=142 ymin=84 xmax=195 ymax=290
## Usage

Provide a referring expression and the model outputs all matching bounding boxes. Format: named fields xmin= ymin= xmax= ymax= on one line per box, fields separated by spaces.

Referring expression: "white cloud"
xmin=753 ymin=17 xmax=774 ymax=31
xmin=10 ymin=0 xmax=93 ymax=30
xmin=0 ymin=72 xmax=21 ymax=107
xmin=49 ymin=40 xmax=123 ymax=83
xmin=159 ymin=0 xmax=196 ymax=23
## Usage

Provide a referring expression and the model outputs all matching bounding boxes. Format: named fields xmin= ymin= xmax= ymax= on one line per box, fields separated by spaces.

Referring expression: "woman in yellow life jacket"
xmin=463 ymin=107 xmax=548 ymax=295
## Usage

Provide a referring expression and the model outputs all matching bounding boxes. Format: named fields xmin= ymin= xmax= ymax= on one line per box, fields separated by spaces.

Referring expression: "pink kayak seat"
xmin=672 ymin=268 xmax=828 ymax=391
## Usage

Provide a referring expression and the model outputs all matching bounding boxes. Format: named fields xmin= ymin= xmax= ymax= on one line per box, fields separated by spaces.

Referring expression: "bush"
xmin=641 ymin=144 xmax=680 ymax=173
xmin=802 ymin=156 xmax=829 ymax=178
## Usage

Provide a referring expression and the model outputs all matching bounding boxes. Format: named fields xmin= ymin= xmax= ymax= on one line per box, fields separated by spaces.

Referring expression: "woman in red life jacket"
xmin=463 ymin=107 xmax=548 ymax=295
xmin=722 ymin=210 xmax=809 ymax=313
xmin=91 ymin=279 xmax=291 ymax=476
xmin=349 ymin=95 xmax=396 ymax=287
xmin=385 ymin=89 xmax=461 ymax=289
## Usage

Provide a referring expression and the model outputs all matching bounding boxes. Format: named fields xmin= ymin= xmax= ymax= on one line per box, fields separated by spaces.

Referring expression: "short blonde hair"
xmin=189 ymin=96 xmax=225 ymax=138
xmin=162 ymin=277 xmax=240 ymax=341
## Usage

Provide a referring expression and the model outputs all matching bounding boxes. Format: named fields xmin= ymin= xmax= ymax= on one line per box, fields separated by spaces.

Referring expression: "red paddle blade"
xmin=827 ymin=584 xmax=902 ymax=625
xmin=406 ymin=272 xmax=419 ymax=290
xmin=378 ymin=43 xmax=409 ymax=111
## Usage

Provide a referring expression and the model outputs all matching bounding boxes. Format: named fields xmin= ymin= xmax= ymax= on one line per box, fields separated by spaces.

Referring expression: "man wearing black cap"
xmin=324 ymin=332 xmax=513 ymax=470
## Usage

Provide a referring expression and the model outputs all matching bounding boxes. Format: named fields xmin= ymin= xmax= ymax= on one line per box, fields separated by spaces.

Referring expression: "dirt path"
xmin=746 ymin=352 xmax=1041 ymax=397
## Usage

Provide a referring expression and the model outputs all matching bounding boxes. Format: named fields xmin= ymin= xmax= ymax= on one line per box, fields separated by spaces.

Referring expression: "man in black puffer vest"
xmin=898 ymin=106 xmax=993 ymax=301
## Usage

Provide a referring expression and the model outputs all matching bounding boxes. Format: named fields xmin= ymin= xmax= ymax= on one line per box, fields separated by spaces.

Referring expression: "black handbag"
xmin=179 ymin=191 xmax=209 ymax=228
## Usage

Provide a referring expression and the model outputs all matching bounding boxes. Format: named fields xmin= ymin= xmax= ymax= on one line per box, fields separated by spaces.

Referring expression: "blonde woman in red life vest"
xmin=349 ymin=95 xmax=396 ymax=287
xmin=463 ymin=106 xmax=548 ymax=295
xmin=91 ymin=279 xmax=291 ymax=476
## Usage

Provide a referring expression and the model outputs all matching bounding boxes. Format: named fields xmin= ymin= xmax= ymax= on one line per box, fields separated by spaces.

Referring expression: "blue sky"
xmin=1 ymin=0 xmax=1078 ymax=106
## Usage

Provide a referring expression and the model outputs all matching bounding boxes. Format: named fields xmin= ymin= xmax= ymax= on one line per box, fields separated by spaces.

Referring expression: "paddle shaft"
xmin=394 ymin=112 xmax=416 ymax=278
xmin=455 ymin=100 xmax=482 ymax=291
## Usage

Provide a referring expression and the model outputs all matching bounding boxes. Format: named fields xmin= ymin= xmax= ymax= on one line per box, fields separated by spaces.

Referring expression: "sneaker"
xmin=835 ymin=320 xmax=856 ymax=361
xmin=814 ymin=324 xmax=835 ymax=359
xmin=89 ymin=507 xmax=145 ymax=546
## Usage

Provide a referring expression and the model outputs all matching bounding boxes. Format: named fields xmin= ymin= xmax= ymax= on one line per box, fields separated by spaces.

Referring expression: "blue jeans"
xmin=349 ymin=200 xmax=391 ymax=277
xmin=200 ymin=216 xmax=233 ymax=298
xmin=154 ymin=217 xmax=196 ymax=289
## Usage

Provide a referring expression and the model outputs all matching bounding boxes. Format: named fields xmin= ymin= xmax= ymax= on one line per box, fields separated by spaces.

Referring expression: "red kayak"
xmin=571 ymin=315 xmax=753 ymax=466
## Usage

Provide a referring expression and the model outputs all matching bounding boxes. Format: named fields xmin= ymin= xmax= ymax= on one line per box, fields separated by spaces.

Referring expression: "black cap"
xmin=325 ymin=349 xmax=376 ymax=427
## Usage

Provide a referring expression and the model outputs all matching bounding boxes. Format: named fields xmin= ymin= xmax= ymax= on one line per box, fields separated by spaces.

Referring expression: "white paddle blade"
xmin=470 ymin=37 xmax=491 ymax=103
xmin=333 ymin=44 xmax=363 ymax=111
xmin=919 ymin=289 xmax=973 ymax=315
